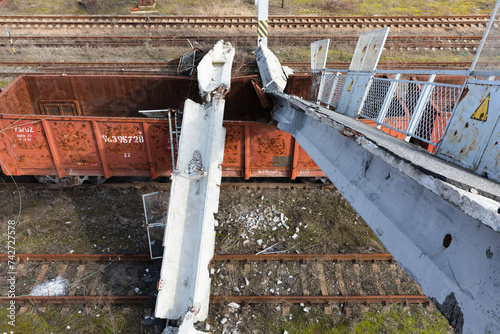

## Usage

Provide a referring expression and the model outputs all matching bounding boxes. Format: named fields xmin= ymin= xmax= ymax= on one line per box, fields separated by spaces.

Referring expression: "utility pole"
xmin=257 ymin=0 xmax=268 ymax=47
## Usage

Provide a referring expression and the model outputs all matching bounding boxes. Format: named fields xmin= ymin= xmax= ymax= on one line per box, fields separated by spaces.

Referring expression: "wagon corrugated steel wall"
xmin=0 ymin=75 xmax=324 ymax=180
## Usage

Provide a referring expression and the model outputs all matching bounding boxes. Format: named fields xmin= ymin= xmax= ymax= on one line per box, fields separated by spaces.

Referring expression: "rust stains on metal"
xmin=210 ymin=295 xmax=429 ymax=304
xmin=222 ymin=122 xmax=323 ymax=179
xmin=338 ymin=127 xmax=364 ymax=139
xmin=212 ymin=253 xmax=393 ymax=261
xmin=0 ymin=252 xmax=390 ymax=263
xmin=0 ymin=74 xmax=324 ymax=179
xmin=284 ymin=74 xmax=312 ymax=101
xmin=0 ymin=115 xmax=323 ymax=179
xmin=457 ymin=86 xmax=469 ymax=105
xmin=0 ymin=253 xmax=152 ymax=262
xmin=250 ymin=78 xmax=273 ymax=110
xmin=0 ymin=296 xmax=150 ymax=304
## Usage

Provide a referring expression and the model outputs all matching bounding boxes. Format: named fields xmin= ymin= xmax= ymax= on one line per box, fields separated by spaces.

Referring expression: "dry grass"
xmin=208 ymin=303 xmax=453 ymax=333
xmin=157 ymin=0 xmax=256 ymax=16
xmin=0 ymin=0 xmax=496 ymax=15
xmin=215 ymin=187 xmax=387 ymax=255
xmin=0 ymin=44 xmax=195 ymax=63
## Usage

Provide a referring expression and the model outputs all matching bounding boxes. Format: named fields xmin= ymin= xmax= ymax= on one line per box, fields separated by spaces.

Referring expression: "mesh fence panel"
xmin=319 ymin=74 xmax=335 ymax=102
xmin=359 ymin=78 xmax=391 ymax=121
xmin=317 ymin=70 xmax=463 ymax=146
xmin=319 ymin=73 xmax=346 ymax=109
xmin=329 ymin=76 xmax=346 ymax=108
xmin=381 ymin=81 xmax=421 ymax=133
xmin=411 ymin=85 xmax=462 ymax=144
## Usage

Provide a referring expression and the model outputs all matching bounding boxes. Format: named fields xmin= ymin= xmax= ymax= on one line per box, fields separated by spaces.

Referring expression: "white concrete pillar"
xmin=257 ymin=0 xmax=268 ymax=47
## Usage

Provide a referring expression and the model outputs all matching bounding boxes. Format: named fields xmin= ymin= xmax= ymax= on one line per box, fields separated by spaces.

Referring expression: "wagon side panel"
xmin=0 ymin=117 xmax=57 ymax=176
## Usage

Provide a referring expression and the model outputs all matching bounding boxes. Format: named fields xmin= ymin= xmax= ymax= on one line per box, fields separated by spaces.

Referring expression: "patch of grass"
xmin=0 ymin=80 xmax=13 ymax=90
xmin=209 ymin=303 xmax=453 ymax=333
xmin=3 ymin=0 xmax=138 ymax=14
xmin=216 ymin=188 xmax=386 ymax=254
xmin=278 ymin=189 xmax=386 ymax=253
xmin=283 ymin=305 xmax=339 ymax=333
xmin=0 ymin=305 xmax=143 ymax=333
xmin=157 ymin=0 xmax=256 ymax=15
xmin=274 ymin=46 xmax=311 ymax=62
xmin=0 ymin=187 xmax=149 ymax=254
xmin=266 ymin=44 xmax=476 ymax=65
xmin=355 ymin=0 xmax=493 ymax=15
xmin=275 ymin=45 xmax=354 ymax=63
xmin=354 ymin=304 xmax=453 ymax=333
xmin=383 ymin=49 xmax=475 ymax=63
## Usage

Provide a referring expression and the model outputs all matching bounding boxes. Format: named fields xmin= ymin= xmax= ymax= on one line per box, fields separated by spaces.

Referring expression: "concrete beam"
xmin=269 ymin=91 xmax=500 ymax=334
xmin=155 ymin=41 xmax=234 ymax=333
xmin=255 ymin=43 xmax=291 ymax=92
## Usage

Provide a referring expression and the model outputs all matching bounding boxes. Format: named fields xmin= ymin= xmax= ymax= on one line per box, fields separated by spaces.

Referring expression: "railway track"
xmin=0 ymin=253 xmax=428 ymax=307
xmin=0 ymin=180 xmax=334 ymax=190
xmin=0 ymin=35 xmax=485 ymax=49
xmin=0 ymin=60 xmax=474 ymax=77
xmin=0 ymin=14 xmax=490 ymax=29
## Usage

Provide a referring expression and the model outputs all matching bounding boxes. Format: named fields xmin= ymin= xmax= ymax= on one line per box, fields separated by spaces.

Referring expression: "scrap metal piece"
xmin=436 ymin=2 xmax=500 ymax=182
xmin=177 ymin=47 xmax=204 ymax=75
xmin=142 ymin=192 xmax=166 ymax=259
xmin=335 ymin=27 xmax=390 ymax=117
xmin=310 ymin=39 xmax=330 ymax=71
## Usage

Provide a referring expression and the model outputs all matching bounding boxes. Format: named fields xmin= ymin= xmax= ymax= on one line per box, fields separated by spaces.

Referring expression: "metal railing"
xmin=317 ymin=69 xmax=464 ymax=146
xmin=317 ymin=70 xmax=347 ymax=109
xmin=359 ymin=75 xmax=462 ymax=145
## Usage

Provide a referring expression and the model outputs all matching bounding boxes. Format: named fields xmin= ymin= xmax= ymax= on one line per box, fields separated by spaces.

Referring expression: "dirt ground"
xmin=0 ymin=181 xmax=453 ymax=333
xmin=0 ymin=183 xmax=386 ymax=256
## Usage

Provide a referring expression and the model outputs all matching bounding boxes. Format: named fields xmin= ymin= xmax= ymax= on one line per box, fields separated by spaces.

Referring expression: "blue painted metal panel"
xmin=436 ymin=83 xmax=500 ymax=181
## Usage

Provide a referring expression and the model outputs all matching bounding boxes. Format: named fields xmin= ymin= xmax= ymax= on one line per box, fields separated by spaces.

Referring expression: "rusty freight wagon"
xmin=0 ymin=75 xmax=324 ymax=182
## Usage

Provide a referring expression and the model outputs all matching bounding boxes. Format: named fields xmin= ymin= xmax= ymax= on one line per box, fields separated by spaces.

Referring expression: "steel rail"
xmin=0 ymin=60 xmax=475 ymax=67
xmin=0 ymin=253 xmax=426 ymax=307
xmin=210 ymin=295 xmax=429 ymax=304
xmin=0 ymin=61 xmax=170 ymax=67
xmin=212 ymin=253 xmax=393 ymax=261
xmin=0 ymin=181 xmax=335 ymax=190
xmin=0 ymin=71 xmax=171 ymax=77
xmin=0 ymin=253 xmax=151 ymax=262
xmin=0 ymin=294 xmax=428 ymax=304
xmin=0 ymin=296 xmax=150 ymax=304
xmin=0 ymin=14 xmax=490 ymax=29
xmin=0 ymin=253 xmax=393 ymax=262
xmin=0 ymin=14 xmax=490 ymax=19
xmin=0 ymin=36 xmax=484 ymax=49
xmin=0 ymin=41 xmax=482 ymax=49
xmin=0 ymin=61 xmax=475 ymax=76
xmin=0 ymin=35 xmax=485 ymax=46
